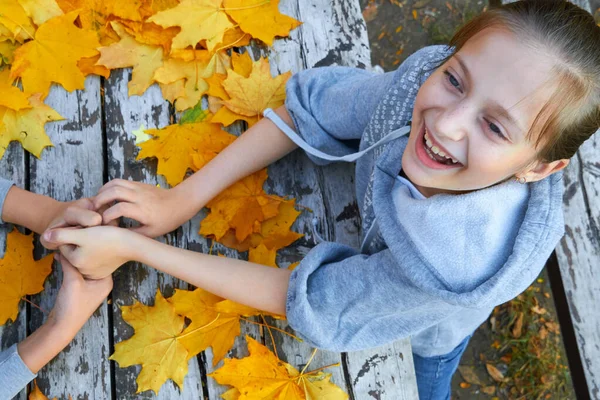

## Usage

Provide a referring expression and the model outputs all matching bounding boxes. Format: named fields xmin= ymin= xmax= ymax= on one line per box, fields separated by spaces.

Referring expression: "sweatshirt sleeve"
xmin=286 ymin=242 xmax=459 ymax=352
xmin=0 ymin=344 xmax=36 ymax=399
xmin=0 ymin=177 xmax=14 ymax=224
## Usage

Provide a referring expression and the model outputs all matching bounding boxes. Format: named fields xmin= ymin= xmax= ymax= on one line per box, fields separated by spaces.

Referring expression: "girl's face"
xmin=403 ymin=28 xmax=564 ymax=197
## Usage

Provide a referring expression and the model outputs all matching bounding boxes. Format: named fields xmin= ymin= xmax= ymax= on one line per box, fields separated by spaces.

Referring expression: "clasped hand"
xmin=42 ymin=179 xmax=185 ymax=280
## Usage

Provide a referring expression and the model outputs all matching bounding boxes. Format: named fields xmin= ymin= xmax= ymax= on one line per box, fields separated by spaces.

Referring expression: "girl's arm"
xmin=44 ymin=226 xmax=290 ymax=315
xmin=91 ymin=106 xmax=298 ymax=238
xmin=2 ymin=186 xmax=101 ymax=235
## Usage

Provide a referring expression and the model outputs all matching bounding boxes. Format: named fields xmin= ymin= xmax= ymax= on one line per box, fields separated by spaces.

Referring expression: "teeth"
xmin=423 ymin=127 xmax=460 ymax=165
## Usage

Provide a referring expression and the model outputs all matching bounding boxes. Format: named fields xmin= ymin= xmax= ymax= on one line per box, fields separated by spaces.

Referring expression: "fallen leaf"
xmin=110 ymin=290 xmax=189 ymax=394
xmin=0 ymin=40 xmax=18 ymax=66
xmin=223 ymin=0 xmax=301 ymax=46
xmin=482 ymin=386 xmax=496 ymax=395
xmin=210 ymin=336 xmax=348 ymax=399
xmin=458 ymin=365 xmax=485 ymax=386
xmin=131 ymin=124 xmax=152 ymax=144
xmin=0 ymin=230 xmax=53 ymax=325
xmin=29 ymin=379 xmax=54 ymax=400
xmin=512 ymin=312 xmax=524 ymax=338
xmin=460 ymin=382 xmax=471 ymax=389
xmin=77 ymin=54 xmax=110 ymax=78
xmin=531 ymin=305 xmax=547 ymax=315
xmin=0 ymin=69 xmax=30 ymax=110
xmin=97 ymin=22 xmax=164 ymax=96
xmin=136 ymin=121 xmax=235 ymax=186
xmin=148 ymin=0 xmax=234 ymax=51
xmin=10 ymin=11 xmax=100 ymax=97
xmin=18 ymin=0 xmax=63 ymax=25
xmin=249 ymin=243 xmax=278 ymax=268
xmin=486 ymin=364 xmax=506 ymax=383
xmin=0 ymin=93 xmax=64 ymax=159
xmin=539 ymin=325 xmax=548 ymax=340
xmin=0 ymin=0 xmax=36 ymax=42
xmin=179 ymin=102 xmax=212 ymax=125
xmin=545 ymin=321 xmax=560 ymax=334
xmin=119 ymin=20 xmax=180 ymax=54
xmin=221 ymin=57 xmax=290 ymax=123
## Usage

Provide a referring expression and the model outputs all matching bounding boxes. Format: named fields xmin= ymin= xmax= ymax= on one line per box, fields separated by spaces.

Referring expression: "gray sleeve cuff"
xmin=0 ymin=177 xmax=15 ymax=224
xmin=0 ymin=344 xmax=37 ymax=399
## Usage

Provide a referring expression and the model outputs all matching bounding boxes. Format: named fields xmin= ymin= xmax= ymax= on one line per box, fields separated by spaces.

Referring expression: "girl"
xmin=44 ymin=1 xmax=600 ymax=398
xmin=0 ymin=179 xmax=113 ymax=399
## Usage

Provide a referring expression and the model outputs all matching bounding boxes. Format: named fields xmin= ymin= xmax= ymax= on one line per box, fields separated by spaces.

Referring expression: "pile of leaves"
xmin=456 ymin=278 xmax=572 ymax=399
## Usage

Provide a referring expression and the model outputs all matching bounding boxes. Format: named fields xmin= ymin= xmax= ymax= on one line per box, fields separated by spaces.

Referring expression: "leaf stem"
xmin=176 ymin=313 xmax=221 ymax=340
xmin=238 ymin=316 xmax=302 ymax=342
xmin=299 ymin=348 xmax=318 ymax=375
xmin=219 ymin=1 xmax=270 ymax=12
xmin=21 ymin=297 xmax=47 ymax=314
xmin=261 ymin=314 xmax=279 ymax=359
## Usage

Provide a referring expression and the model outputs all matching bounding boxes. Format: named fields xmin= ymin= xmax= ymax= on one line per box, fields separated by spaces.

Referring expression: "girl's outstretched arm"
xmin=90 ymin=107 xmax=298 ymax=239
xmin=44 ymin=226 xmax=290 ymax=315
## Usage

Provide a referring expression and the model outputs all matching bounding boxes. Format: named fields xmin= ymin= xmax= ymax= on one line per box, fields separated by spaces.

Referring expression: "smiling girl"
xmin=43 ymin=1 xmax=600 ymax=398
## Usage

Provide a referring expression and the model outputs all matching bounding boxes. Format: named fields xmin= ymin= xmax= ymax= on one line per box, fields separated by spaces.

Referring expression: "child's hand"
xmin=93 ymin=179 xmax=186 ymax=238
xmin=44 ymin=198 xmax=102 ymax=234
xmin=48 ymin=253 xmax=113 ymax=335
xmin=42 ymin=226 xmax=137 ymax=279
xmin=18 ymin=254 xmax=113 ymax=373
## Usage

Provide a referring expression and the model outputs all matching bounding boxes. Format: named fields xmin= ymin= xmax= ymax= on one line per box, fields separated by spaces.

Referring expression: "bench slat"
xmin=28 ymin=77 xmax=112 ymax=399
xmin=103 ymin=70 xmax=205 ymax=399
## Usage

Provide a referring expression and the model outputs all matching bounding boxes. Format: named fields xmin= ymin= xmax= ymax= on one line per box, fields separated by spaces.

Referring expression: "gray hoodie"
xmin=270 ymin=45 xmax=565 ymax=357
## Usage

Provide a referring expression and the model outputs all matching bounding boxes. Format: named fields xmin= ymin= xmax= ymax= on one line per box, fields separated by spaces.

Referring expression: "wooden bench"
xmin=500 ymin=0 xmax=600 ymax=398
xmin=0 ymin=0 xmax=419 ymax=399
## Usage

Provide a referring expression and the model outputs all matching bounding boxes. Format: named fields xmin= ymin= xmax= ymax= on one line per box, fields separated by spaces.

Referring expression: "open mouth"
xmin=415 ymin=124 xmax=464 ymax=170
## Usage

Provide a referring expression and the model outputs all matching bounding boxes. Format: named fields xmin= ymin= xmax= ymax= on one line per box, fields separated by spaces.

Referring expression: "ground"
xmin=357 ymin=0 xmax=598 ymax=398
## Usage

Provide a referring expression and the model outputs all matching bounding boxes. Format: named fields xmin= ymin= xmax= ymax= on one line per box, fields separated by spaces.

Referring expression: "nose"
xmin=433 ymin=102 xmax=473 ymax=142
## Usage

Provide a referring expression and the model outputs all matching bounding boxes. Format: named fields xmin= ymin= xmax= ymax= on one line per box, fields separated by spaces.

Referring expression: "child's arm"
xmin=1 ymin=256 xmax=112 ymax=399
xmin=2 ymin=185 xmax=101 ymax=234
xmin=91 ymin=106 xmax=298 ymax=238
xmin=44 ymin=226 xmax=289 ymax=315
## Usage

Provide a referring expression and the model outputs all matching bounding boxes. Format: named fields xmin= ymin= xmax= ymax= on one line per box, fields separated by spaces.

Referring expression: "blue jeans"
xmin=413 ymin=335 xmax=472 ymax=400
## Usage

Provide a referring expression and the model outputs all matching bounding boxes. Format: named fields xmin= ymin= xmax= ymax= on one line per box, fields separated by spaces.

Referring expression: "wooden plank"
xmin=0 ymin=142 xmax=27 ymax=400
xmin=28 ymin=77 xmax=112 ymax=399
xmin=502 ymin=1 xmax=600 ymax=398
xmin=264 ymin=0 xmax=417 ymax=398
xmin=103 ymin=70 xmax=204 ymax=399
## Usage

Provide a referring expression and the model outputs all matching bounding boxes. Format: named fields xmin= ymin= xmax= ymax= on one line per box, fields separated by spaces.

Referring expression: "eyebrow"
xmin=454 ymin=54 xmax=521 ymax=142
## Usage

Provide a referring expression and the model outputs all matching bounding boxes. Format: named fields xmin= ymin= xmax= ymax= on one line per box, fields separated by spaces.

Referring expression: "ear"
xmin=521 ymin=158 xmax=570 ymax=183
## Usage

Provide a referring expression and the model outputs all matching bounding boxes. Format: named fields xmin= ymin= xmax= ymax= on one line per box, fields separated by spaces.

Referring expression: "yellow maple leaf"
xmin=148 ymin=0 xmax=235 ymax=52
xmin=0 ymin=40 xmax=18 ymax=66
xmin=223 ymin=0 xmax=301 ymax=46
xmin=18 ymin=0 xmax=63 ymax=25
xmin=119 ymin=20 xmax=180 ymax=54
xmin=248 ymin=243 xmax=277 ymax=268
xmin=9 ymin=11 xmax=100 ymax=97
xmin=0 ymin=93 xmax=63 ymax=159
xmin=0 ymin=230 xmax=53 ymax=325
xmin=210 ymin=336 xmax=348 ymax=400
xmin=0 ymin=69 xmax=30 ymax=110
xmin=110 ymin=290 xmax=189 ymax=394
xmin=136 ymin=122 xmax=236 ymax=186
xmin=213 ymin=26 xmax=251 ymax=52
xmin=29 ymin=379 xmax=53 ymax=400
xmin=200 ymin=169 xmax=282 ymax=243
xmin=97 ymin=22 xmax=164 ymax=96
xmin=139 ymin=0 xmax=180 ymax=17
xmin=77 ymin=54 xmax=110 ymax=78
xmin=0 ymin=0 xmax=36 ymax=42
xmin=220 ymin=57 xmax=290 ymax=125
xmin=153 ymin=49 xmax=217 ymax=111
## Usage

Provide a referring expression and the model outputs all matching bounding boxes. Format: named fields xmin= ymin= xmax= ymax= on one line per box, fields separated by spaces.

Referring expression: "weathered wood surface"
xmin=501 ymin=1 xmax=600 ymax=398
xmin=1 ymin=0 xmax=419 ymax=399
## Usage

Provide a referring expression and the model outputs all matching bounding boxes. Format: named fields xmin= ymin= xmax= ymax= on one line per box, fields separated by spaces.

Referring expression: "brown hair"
xmin=444 ymin=0 xmax=600 ymax=162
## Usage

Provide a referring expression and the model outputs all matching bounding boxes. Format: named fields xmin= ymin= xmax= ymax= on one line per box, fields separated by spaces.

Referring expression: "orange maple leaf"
xmin=0 ymin=230 xmax=53 ymax=325
xmin=9 ymin=11 xmax=100 ymax=97
xmin=209 ymin=336 xmax=348 ymax=400
xmin=200 ymin=169 xmax=282 ymax=243
xmin=223 ymin=0 xmax=301 ymax=46
xmin=136 ymin=122 xmax=236 ymax=186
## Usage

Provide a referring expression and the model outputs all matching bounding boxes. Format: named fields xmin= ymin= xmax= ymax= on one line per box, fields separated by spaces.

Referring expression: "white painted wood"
xmin=28 ymin=77 xmax=112 ymax=399
xmin=346 ymin=339 xmax=418 ymax=400
xmin=503 ymin=1 xmax=600 ymax=398
xmin=103 ymin=69 xmax=204 ymax=399
xmin=0 ymin=142 xmax=27 ymax=400
xmin=272 ymin=1 xmax=418 ymax=399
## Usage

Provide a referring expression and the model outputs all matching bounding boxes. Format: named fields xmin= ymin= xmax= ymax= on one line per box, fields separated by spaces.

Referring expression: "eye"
xmin=443 ymin=70 xmax=462 ymax=93
xmin=485 ymin=119 xmax=508 ymax=141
